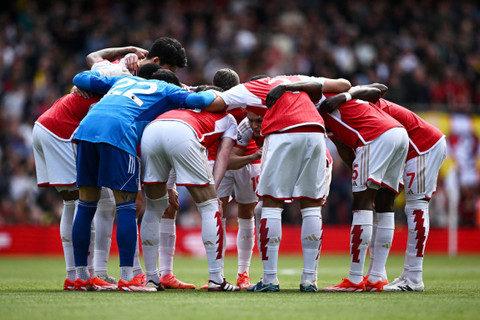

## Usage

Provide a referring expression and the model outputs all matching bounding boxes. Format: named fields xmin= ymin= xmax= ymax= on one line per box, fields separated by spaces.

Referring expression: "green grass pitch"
xmin=1 ymin=254 xmax=479 ymax=320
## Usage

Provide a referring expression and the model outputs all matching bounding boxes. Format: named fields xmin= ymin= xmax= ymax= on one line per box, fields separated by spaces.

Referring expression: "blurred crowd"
xmin=1 ymin=0 xmax=479 ymax=226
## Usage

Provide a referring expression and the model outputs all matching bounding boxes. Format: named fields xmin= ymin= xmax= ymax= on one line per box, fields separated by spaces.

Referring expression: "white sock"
xmin=254 ymin=201 xmax=263 ymax=255
xmin=300 ymin=207 xmax=322 ymax=283
xmin=197 ymin=199 xmax=223 ymax=283
xmin=133 ymin=219 xmax=144 ymax=276
xmin=76 ymin=266 xmax=90 ymax=281
xmin=405 ymin=200 xmax=429 ymax=283
xmin=366 ymin=213 xmax=377 ymax=278
xmin=120 ymin=266 xmax=134 ymax=282
xmin=348 ymin=210 xmax=373 ymax=284
xmin=140 ymin=195 xmax=168 ymax=279
xmin=159 ymin=218 xmax=176 ymax=277
xmin=237 ymin=217 xmax=255 ymax=274
xmin=368 ymin=212 xmax=394 ymax=283
xmin=93 ymin=188 xmax=115 ymax=278
xmin=260 ymin=207 xmax=282 ymax=284
xmin=60 ymin=200 xmax=77 ymax=281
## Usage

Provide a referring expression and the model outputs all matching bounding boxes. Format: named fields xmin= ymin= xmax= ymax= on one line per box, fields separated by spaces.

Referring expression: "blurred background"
xmin=0 ymin=0 xmax=479 ymax=236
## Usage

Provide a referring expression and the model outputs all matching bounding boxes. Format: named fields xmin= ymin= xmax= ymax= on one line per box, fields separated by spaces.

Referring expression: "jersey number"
xmin=352 ymin=164 xmax=359 ymax=180
xmin=108 ymin=78 xmax=158 ymax=106
xmin=406 ymin=172 xmax=415 ymax=188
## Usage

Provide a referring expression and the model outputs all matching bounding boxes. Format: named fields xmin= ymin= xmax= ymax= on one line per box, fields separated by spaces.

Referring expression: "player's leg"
xmin=58 ymin=188 xmax=79 ymax=290
xmin=235 ymin=202 xmax=255 ymax=288
xmin=188 ymin=185 xmax=239 ymax=291
xmin=141 ymin=183 xmax=169 ymax=289
xmin=72 ymin=186 xmax=102 ymax=290
xmin=132 ymin=191 xmax=146 ymax=284
xmin=251 ymin=196 xmax=282 ymax=291
xmin=93 ymin=187 xmax=116 ymax=283
xmin=385 ymin=138 xmax=446 ymax=292
xmin=299 ymin=199 xmax=323 ymax=292
xmin=366 ymin=188 xmax=395 ymax=289
xmin=323 ymin=188 xmax=375 ymax=292
xmin=233 ymin=165 xmax=259 ymax=288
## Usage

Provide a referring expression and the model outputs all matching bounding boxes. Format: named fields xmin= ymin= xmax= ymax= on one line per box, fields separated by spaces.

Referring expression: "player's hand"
xmin=319 ymin=94 xmax=345 ymax=113
xmin=70 ymin=86 xmax=93 ymax=99
xmin=167 ymin=188 xmax=180 ymax=210
xmin=266 ymin=84 xmax=286 ymax=109
xmin=162 ymin=188 xmax=180 ymax=219
xmin=349 ymin=86 xmax=383 ymax=104
xmin=129 ymin=46 xmax=148 ymax=59
xmin=123 ymin=53 xmax=140 ymax=72
xmin=252 ymin=147 xmax=263 ymax=161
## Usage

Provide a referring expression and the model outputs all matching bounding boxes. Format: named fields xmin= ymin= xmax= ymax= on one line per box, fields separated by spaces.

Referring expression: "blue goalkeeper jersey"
xmin=72 ymin=71 xmax=214 ymax=156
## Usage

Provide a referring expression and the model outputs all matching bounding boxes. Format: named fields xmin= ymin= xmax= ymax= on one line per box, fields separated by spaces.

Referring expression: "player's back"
xmin=75 ymin=76 xmax=190 ymax=156
xmin=320 ymin=93 xmax=402 ymax=148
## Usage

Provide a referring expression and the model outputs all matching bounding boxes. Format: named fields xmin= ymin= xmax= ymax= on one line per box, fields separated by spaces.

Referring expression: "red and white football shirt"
xmin=35 ymin=93 xmax=101 ymax=140
xmin=320 ymin=93 xmax=403 ymax=149
xmin=220 ymin=75 xmax=325 ymax=135
xmin=375 ymin=98 xmax=445 ymax=160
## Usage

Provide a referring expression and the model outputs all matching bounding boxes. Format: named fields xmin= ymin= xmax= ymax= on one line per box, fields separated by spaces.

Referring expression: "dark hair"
xmin=147 ymin=37 xmax=187 ymax=68
xmin=150 ymin=69 xmax=181 ymax=86
xmin=194 ymin=85 xmax=223 ymax=92
xmin=249 ymin=74 xmax=268 ymax=81
xmin=213 ymin=68 xmax=240 ymax=91
xmin=137 ymin=63 xmax=163 ymax=79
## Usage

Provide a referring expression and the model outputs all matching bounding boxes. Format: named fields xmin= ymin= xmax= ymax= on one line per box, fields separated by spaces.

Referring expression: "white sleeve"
xmin=91 ymin=60 xmax=130 ymax=76
xmin=298 ymin=75 xmax=325 ymax=86
xmin=220 ymin=114 xmax=238 ymax=140
xmin=220 ymin=84 xmax=263 ymax=111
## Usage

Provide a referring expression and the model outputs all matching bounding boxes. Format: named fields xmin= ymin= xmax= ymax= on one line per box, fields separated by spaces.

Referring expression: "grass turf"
xmin=1 ymin=254 xmax=479 ymax=320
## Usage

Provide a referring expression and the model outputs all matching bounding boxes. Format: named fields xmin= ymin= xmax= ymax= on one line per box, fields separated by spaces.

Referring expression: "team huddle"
xmin=32 ymin=37 xmax=446 ymax=293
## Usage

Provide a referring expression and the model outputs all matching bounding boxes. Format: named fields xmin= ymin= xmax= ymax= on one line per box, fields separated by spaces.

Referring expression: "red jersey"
xmin=375 ymin=98 xmax=445 ymax=160
xmin=220 ymin=75 xmax=325 ymax=135
xmin=35 ymin=93 xmax=101 ymax=140
xmin=155 ymin=109 xmax=237 ymax=150
xmin=320 ymin=93 xmax=403 ymax=149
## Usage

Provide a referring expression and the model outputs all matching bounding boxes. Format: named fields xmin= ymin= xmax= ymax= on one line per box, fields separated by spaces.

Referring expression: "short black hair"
xmin=194 ymin=85 xmax=224 ymax=92
xmin=137 ymin=63 xmax=162 ymax=79
xmin=147 ymin=37 xmax=187 ymax=68
xmin=150 ymin=69 xmax=181 ymax=86
xmin=213 ymin=68 xmax=240 ymax=91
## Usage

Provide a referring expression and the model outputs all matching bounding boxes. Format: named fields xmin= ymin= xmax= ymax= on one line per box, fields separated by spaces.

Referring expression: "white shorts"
xmin=257 ymin=132 xmax=327 ymax=201
xmin=216 ymin=163 xmax=261 ymax=204
xmin=403 ymin=137 xmax=447 ymax=200
xmin=32 ymin=123 xmax=77 ymax=189
xmin=352 ymin=127 xmax=409 ymax=193
xmin=141 ymin=120 xmax=213 ymax=186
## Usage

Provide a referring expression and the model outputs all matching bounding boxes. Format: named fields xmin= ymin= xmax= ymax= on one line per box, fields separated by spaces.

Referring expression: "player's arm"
xmin=319 ymin=86 xmax=382 ymax=113
xmin=322 ymin=78 xmax=351 ymax=93
xmin=266 ymin=81 xmax=324 ymax=108
xmin=227 ymin=146 xmax=262 ymax=170
xmin=361 ymin=83 xmax=388 ymax=98
xmin=72 ymin=70 xmax=124 ymax=94
xmin=331 ymin=137 xmax=355 ymax=171
xmin=183 ymin=91 xmax=226 ymax=112
xmin=212 ymin=137 xmax=236 ymax=190
xmin=86 ymin=46 xmax=148 ymax=68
